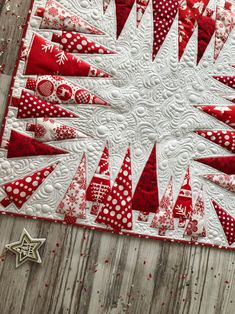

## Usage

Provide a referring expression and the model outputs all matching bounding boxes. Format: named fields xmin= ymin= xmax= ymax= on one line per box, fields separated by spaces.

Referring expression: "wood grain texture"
xmin=0 ymin=1 xmax=235 ymax=313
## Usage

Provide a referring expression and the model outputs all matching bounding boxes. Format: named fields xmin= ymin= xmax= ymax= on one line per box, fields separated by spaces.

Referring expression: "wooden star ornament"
xmin=5 ymin=229 xmax=46 ymax=268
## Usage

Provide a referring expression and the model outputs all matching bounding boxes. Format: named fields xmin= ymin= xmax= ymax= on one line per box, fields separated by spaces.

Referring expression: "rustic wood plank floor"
xmin=0 ymin=1 xmax=235 ymax=313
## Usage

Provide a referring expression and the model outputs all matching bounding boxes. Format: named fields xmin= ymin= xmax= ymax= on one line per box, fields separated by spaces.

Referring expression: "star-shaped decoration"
xmin=5 ymin=228 xmax=46 ymax=268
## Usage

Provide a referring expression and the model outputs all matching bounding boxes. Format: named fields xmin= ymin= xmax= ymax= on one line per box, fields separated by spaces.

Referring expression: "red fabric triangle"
xmin=26 ymin=76 xmax=108 ymax=106
xmin=7 ymin=130 xmax=67 ymax=158
xmin=24 ymin=34 xmax=109 ymax=77
xmin=212 ymin=200 xmax=235 ymax=245
xmin=1 ymin=164 xmax=57 ymax=209
xmin=103 ymin=0 xmax=112 ymax=13
xmin=213 ymin=76 xmax=235 ymax=90
xmin=197 ymin=8 xmax=215 ymax=64
xmin=115 ymin=0 xmax=135 ymax=38
xmin=136 ymin=0 xmax=150 ymax=27
xmin=195 ymin=155 xmax=235 ymax=174
xmin=196 ymin=130 xmax=235 ymax=153
xmin=95 ymin=147 xmax=133 ymax=231
xmin=202 ymin=173 xmax=235 ymax=193
xmin=132 ymin=144 xmax=159 ymax=215
xmin=152 ymin=0 xmax=178 ymax=60
xmin=196 ymin=105 xmax=235 ymax=129
xmin=15 ymin=90 xmax=77 ymax=119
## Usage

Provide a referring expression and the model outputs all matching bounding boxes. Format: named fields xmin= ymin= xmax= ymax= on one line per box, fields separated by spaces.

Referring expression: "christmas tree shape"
xmin=195 ymin=105 xmax=235 ymax=129
xmin=197 ymin=8 xmax=216 ymax=64
xmin=214 ymin=4 xmax=235 ymax=61
xmin=152 ymin=0 xmax=178 ymax=61
xmin=173 ymin=167 xmax=193 ymax=228
xmin=132 ymin=144 xmax=159 ymax=222
xmin=26 ymin=76 xmax=108 ymax=106
xmin=213 ymin=76 xmax=235 ymax=90
xmin=115 ymin=0 xmax=135 ymax=38
xmin=51 ymin=32 xmax=116 ymax=54
xmin=86 ymin=145 xmax=111 ymax=215
xmin=26 ymin=118 xmax=88 ymax=142
xmin=57 ymin=154 xmax=87 ymax=224
xmin=184 ymin=189 xmax=206 ymax=240
xmin=178 ymin=0 xmax=209 ymax=61
xmin=0 ymin=163 xmax=57 ymax=209
xmin=95 ymin=147 xmax=133 ymax=231
xmin=195 ymin=155 xmax=235 ymax=175
xmin=212 ymin=199 xmax=235 ymax=245
xmin=195 ymin=130 xmax=235 ymax=154
xmin=150 ymin=177 xmax=174 ymax=236
xmin=24 ymin=34 xmax=110 ymax=77
xmin=12 ymin=90 xmax=77 ymax=119
xmin=36 ymin=0 xmax=104 ymax=34
xmin=136 ymin=0 xmax=150 ymax=27
xmin=5 ymin=130 xmax=67 ymax=158
xmin=202 ymin=173 xmax=235 ymax=193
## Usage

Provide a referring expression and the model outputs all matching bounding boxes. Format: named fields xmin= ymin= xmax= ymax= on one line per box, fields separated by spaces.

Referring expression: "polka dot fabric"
xmin=196 ymin=130 xmax=235 ymax=154
xmin=213 ymin=76 xmax=235 ymax=90
xmin=13 ymin=90 xmax=77 ymax=119
xmin=52 ymin=32 xmax=116 ymax=54
xmin=95 ymin=147 xmax=133 ymax=231
xmin=212 ymin=200 xmax=235 ymax=245
xmin=152 ymin=0 xmax=178 ymax=60
xmin=0 ymin=164 xmax=57 ymax=209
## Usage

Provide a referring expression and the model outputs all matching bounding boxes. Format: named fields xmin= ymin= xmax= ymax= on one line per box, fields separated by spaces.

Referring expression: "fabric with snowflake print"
xmin=23 ymin=34 xmax=109 ymax=77
xmin=202 ymin=173 xmax=235 ymax=193
xmin=12 ymin=90 xmax=77 ymax=119
xmin=173 ymin=167 xmax=192 ymax=228
xmin=57 ymin=154 xmax=87 ymax=224
xmin=26 ymin=118 xmax=88 ymax=142
xmin=26 ymin=76 xmax=108 ymax=106
xmin=150 ymin=177 xmax=174 ymax=236
xmin=0 ymin=163 xmax=57 ymax=209
xmin=136 ymin=0 xmax=150 ymax=27
xmin=36 ymin=0 xmax=104 ymax=34
xmin=184 ymin=188 xmax=206 ymax=240
xmin=95 ymin=147 xmax=133 ymax=231
xmin=86 ymin=145 xmax=111 ymax=215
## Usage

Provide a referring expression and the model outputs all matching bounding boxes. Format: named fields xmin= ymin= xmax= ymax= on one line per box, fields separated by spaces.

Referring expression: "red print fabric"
xmin=150 ymin=177 xmax=174 ymax=236
xmin=173 ymin=167 xmax=192 ymax=228
xmin=36 ymin=0 xmax=104 ymax=35
xmin=196 ymin=130 xmax=235 ymax=154
xmin=115 ymin=0 xmax=135 ymax=38
xmin=197 ymin=8 xmax=215 ymax=64
xmin=195 ymin=156 xmax=235 ymax=175
xmin=196 ymin=105 xmax=235 ymax=129
xmin=103 ymin=0 xmax=112 ymax=13
xmin=178 ymin=0 xmax=209 ymax=61
xmin=26 ymin=118 xmax=88 ymax=142
xmin=202 ymin=173 xmax=235 ymax=193
xmin=95 ymin=147 xmax=133 ymax=231
xmin=6 ymin=130 xmax=67 ymax=158
xmin=213 ymin=76 xmax=235 ymax=90
xmin=136 ymin=0 xmax=150 ymax=27
xmin=12 ymin=90 xmax=77 ymax=119
xmin=184 ymin=189 xmax=206 ymax=240
xmin=0 ymin=164 xmax=57 ymax=209
xmin=51 ymin=32 xmax=116 ymax=54
xmin=26 ymin=75 xmax=108 ymax=106
xmin=57 ymin=154 xmax=87 ymax=224
xmin=152 ymin=0 xmax=178 ymax=60
xmin=86 ymin=145 xmax=111 ymax=216
xmin=132 ymin=144 xmax=159 ymax=222
xmin=212 ymin=200 xmax=235 ymax=245
xmin=24 ymin=34 xmax=109 ymax=77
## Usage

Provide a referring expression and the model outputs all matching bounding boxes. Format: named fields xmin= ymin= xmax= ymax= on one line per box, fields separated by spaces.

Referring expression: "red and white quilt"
xmin=1 ymin=0 xmax=235 ymax=250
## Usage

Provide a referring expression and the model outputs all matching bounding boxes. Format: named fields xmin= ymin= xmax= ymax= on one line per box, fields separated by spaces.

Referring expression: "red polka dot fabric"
xmin=52 ymin=32 xmax=116 ymax=54
xmin=24 ymin=34 xmax=109 ymax=77
xmin=196 ymin=130 xmax=235 ymax=154
xmin=0 ymin=164 xmax=57 ymax=209
xmin=212 ymin=200 xmax=235 ymax=245
xmin=13 ymin=90 xmax=77 ymax=119
xmin=213 ymin=76 xmax=235 ymax=90
xmin=95 ymin=147 xmax=133 ymax=231
xmin=195 ymin=155 xmax=235 ymax=175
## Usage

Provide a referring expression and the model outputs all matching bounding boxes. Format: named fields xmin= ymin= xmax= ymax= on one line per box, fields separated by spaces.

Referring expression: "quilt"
xmin=0 ymin=0 xmax=235 ymax=250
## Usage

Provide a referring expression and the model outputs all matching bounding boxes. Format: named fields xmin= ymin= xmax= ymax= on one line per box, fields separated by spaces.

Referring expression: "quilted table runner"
xmin=1 ymin=0 xmax=235 ymax=250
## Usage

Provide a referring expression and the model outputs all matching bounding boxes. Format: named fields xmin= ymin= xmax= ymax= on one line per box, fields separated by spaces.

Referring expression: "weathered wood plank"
xmin=0 ymin=1 xmax=235 ymax=314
